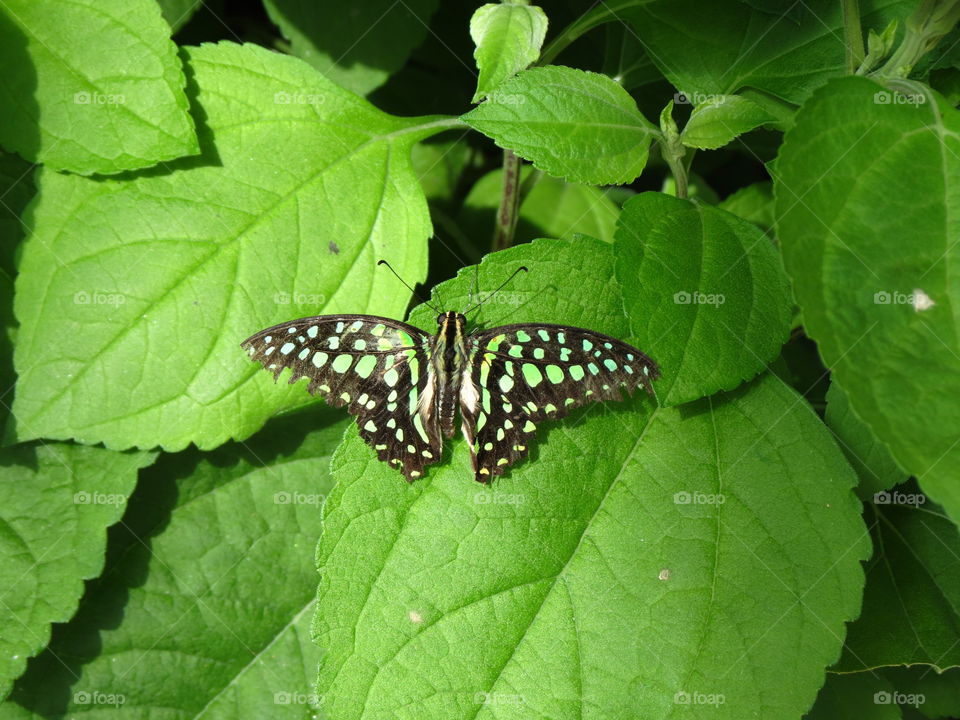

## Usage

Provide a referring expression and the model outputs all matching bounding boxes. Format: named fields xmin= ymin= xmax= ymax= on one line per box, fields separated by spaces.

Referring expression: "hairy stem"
xmin=493 ymin=150 xmax=522 ymax=251
xmin=842 ymin=0 xmax=865 ymax=73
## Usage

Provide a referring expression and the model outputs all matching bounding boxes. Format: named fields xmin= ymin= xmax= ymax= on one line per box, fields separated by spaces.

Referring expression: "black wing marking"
xmin=462 ymin=323 xmax=659 ymax=482
xmin=242 ymin=314 xmax=442 ymax=480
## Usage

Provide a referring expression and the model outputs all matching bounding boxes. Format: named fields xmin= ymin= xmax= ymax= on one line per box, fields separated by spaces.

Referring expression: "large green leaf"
xmin=0 ymin=0 xmax=197 ymax=174
xmin=462 ymin=65 xmax=656 ymax=185
xmin=0 ymin=444 xmax=154 ymax=699
xmin=717 ymin=181 xmax=775 ymax=234
xmin=3 ymin=407 xmax=347 ymax=717
xmin=314 ymin=237 xmax=869 ymax=720
xmin=623 ymin=0 xmax=912 ymax=104
xmin=263 ymin=0 xmax=440 ymax=96
xmin=838 ymin=493 xmax=960 ymax=672
xmin=156 ymin=0 xmax=203 ymax=31
xmin=11 ymin=41 xmax=451 ymax=452
xmin=775 ymin=76 xmax=960 ymax=525
xmin=470 ymin=2 xmax=548 ymax=102
xmin=825 ymin=381 xmax=906 ymax=499
xmin=806 ymin=673 xmax=902 ymax=720
xmin=615 ymin=192 xmax=793 ymax=406
xmin=875 ymin=665 xmax=960 ymax=718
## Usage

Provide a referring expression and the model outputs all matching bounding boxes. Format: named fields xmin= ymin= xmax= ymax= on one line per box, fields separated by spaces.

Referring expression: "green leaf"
xmin=461 ymin=167 xmax=620 ymax=244
xmin=623 ymin=0 xmax=912 ymax=104
xmin=0 ymin=444 xmax=154 ymax=699
xmin=4 ymin=407 xmax=347 ymax=716
xmin=410 ymin=135 xmax=473 ymax=201
xmin=615 ymin=192 xmax=793 ymax=406
xmin=717 ymin=181 xmax=775 ymax=234
xmin=774 ymin=76 xmax=960 ymax=526
xmin=156 ymin=0 xmax=203 ymax=32
xmin=0 ymin=0 xmax=197 ymax=174
xmin=601 ymin=21 xmax=661 ymax=91
xmin=470 ymin=2 xmax=548 ymax=103
xmin=11 ymin=41 xmax=447 ymax=452
xmin=539 ymin=0 xmax=654 ymax=66
xmin=876 ymin=665 xmax=960 ymax=718
xmin=825 ymin=381 xmax=906 ymax=499
xmin=263 ymin=0 xmax=440 ymax=96
xmin=462 ymin=65 xmax=656 ymax=185
xmin=680 ymin=94 xmax=778 ymax=149
xmin=806 ymin=673 xmax=902 ymax=720
xmin=314 ymin=236 xmax=868 ymax=720
xmin=837 ymin=493 xmax=960 ymax=673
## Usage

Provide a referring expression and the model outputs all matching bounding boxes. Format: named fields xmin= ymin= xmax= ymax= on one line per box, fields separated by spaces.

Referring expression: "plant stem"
xmin=877 ymin=0 xmax=960 ymax=78
xmin=664 ymin=150 xmax=688 ymax=199
xmin=493 ymin=150 xmax=522 ymax=251
xmin=842 ymin=0 xmax=865 ymax=74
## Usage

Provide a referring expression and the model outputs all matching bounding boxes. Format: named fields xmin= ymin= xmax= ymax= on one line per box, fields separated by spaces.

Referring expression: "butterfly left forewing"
xmin=242 ymin=314 xmax=443 ymax=480
xmin=462 ymin=323 xmax=659 ymax=481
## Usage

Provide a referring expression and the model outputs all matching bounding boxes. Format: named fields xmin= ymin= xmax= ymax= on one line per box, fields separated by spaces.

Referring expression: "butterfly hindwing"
xmin=463 ymin=323 xmax=659 ymax=481
xmin=242 ymin=314 xmax=442 ymax=480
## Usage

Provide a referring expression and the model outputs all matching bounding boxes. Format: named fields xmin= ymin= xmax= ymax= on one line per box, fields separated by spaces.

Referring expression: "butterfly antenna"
xmin=463 ymin=266 xmax=529 ymax=316
xmin=377 ymin=260 xmax=441 ymax=314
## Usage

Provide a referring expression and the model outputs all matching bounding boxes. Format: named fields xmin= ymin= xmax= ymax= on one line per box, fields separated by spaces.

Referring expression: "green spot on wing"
xmin=332 ymin=354 xmax=353 ymax=373
xmin=354 ymin=355 xmax=377 ymax=378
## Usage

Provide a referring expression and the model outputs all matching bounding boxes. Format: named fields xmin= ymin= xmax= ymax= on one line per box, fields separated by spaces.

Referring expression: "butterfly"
xmin=242 ymin=286 xmax=659 ymax=483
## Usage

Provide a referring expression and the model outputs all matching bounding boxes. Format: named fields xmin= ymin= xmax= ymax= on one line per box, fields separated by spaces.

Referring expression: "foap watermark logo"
xmin=873 ymin=90 xmax=926 ymax=106
xmin=674 ymin=491 xmax=725 ymax=506
xmin=486 ymin=91 xmax=526 ymax=106
xmin=473 ymin=490 xmax=525 ymax=506
xmin=273 ymin=290 xmax=326 ymax=306
xmin=673 ymin=90 xmax=724 ymax=106
xmin=674 ymin=290 xmax=725 ymax=307
xmin=274 ymin=691 xmax=320 ymax=706
xmin=873 ymin=490 xmax=926 ymax=507
xmin=874 ymin=690 xmax=925 ymax=708
xmin=74 ymin=91 xmax=125 ymax=105
xmin=73 ymin=290 xmax=126 ymax=307
xmin=73 ymin=690 xmax=126 ymax=707
xmin=673 ymin=690 xmax=726 ymax=706
xmin=474 ymin=691 xmax=525 ymax=707
xmin=873 ymin=289 xmax=935 ymax=312
xmin=273 ymin=90 xmax=326 ymax=106
xmin=469 ymin=291 xmax=524 ymax=307
xmin=74 ymin=491 xmax=127 ymax=506
xmin=274 ymin=491 xmax=325 ymax=506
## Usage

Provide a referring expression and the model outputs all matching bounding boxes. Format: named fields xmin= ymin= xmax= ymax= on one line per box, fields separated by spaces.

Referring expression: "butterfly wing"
xmin=461 ymin=323 xmax=659 ymax=482
xmin=242 ymin=314 xmax=442 ymax=480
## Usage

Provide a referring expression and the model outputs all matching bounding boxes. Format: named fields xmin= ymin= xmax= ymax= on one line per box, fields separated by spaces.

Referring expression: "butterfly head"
xmin=436 ymin=310 xmax=467 ymax=330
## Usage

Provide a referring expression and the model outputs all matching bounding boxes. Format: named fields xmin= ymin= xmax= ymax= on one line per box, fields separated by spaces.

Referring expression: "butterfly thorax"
xmin=430 ymin=311 xmax=469 ymax=438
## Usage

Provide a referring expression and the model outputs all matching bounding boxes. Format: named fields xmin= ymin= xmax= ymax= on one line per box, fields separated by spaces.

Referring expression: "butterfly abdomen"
xmin=432 ymin=311 xmax=468 ymax=438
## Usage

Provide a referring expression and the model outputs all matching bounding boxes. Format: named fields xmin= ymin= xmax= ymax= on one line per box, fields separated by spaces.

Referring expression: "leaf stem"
xmin=842 ymin=0 xmax=865 ymax=74
xmin=493 ymin=150 xmax=522 ymax=251
xmin=876 ymin=0 xmax=960 ymax=78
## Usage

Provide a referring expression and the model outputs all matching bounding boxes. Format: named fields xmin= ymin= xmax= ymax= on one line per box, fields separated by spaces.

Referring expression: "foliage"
xmin=0 ymin=1 xmax=957 ymax=719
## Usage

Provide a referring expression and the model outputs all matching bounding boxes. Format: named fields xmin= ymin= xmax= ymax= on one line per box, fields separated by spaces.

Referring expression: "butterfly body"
xmin=432 ymin=311 xmax=469 ymax=440
xmin=242 ymin=311 xmax=658 ymax=483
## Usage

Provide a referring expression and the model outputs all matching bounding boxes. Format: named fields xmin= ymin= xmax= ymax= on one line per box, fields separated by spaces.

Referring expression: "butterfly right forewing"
xmin=462 ymin=323 xmax=659 ymax=481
